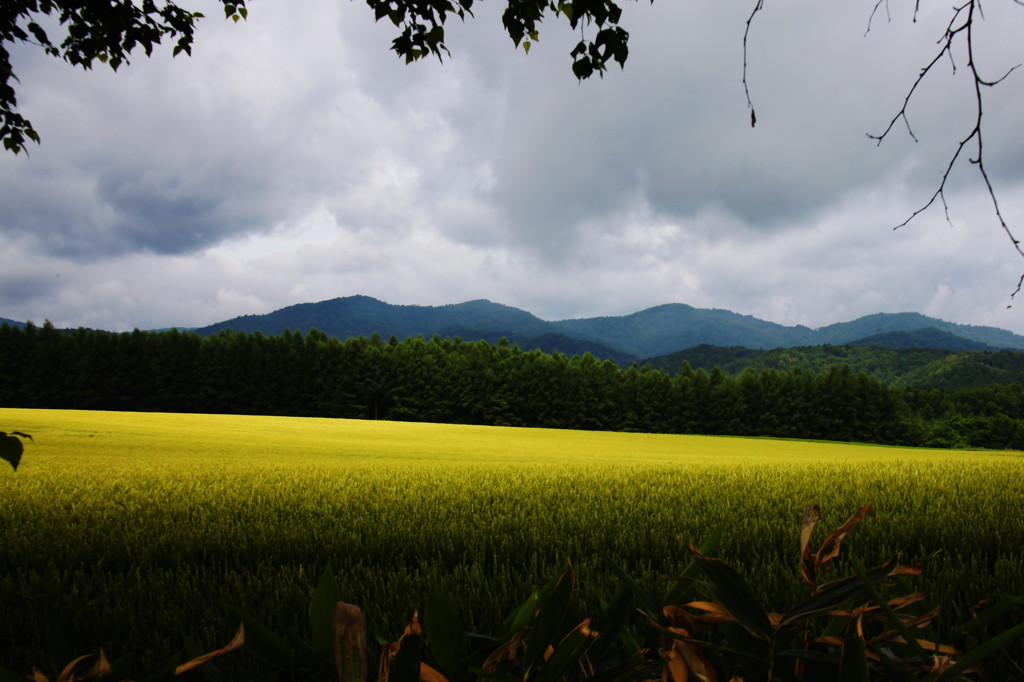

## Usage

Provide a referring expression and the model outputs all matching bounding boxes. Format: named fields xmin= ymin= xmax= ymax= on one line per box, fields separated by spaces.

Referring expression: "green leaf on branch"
xmin=0 ymin=431 xmax=31 ymax=471
xmin=423 ymin=587 xmax=467 ymax=674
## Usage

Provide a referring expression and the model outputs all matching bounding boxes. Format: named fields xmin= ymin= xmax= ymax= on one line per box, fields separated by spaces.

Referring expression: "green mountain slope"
xmin=817 ymin=313 xmax=1024 ymax=349
xmin=849 ymin=327 xmax=999 ymax=351
xmin=175 ymin=295 xmax=1024 ymax=361
xmin=549 ymin=303 xmax=818 ymax=357
xmin=196 ymin=295 xmax=552 ymax=341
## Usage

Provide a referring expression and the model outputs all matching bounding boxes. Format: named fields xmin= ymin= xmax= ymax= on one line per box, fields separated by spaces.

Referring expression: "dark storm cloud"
xmin=0 ymin=157 xmax=278 ymax=259
xmin=0 ymin=269 xmax=62 ymax=310
xmin=484 ymin=0 xmax=1024 ymax=256
xmin=1 ymin=0 xmax=1023 ymax=334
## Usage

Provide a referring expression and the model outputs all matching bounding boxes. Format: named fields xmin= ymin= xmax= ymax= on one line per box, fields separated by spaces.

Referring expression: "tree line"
xmin=2 ymin=322 xmax=1023 ymax=449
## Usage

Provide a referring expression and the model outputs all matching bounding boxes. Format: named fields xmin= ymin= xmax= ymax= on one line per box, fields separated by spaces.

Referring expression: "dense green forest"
xmin=645 ymin=343 xmax=1024 ymax=389
xmin=2 ymin=322 xmax=1023 ymax=449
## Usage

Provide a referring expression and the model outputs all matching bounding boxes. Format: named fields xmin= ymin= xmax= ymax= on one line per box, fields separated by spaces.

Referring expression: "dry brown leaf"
xmin=85 ymin=650 xmax=111 ymax=680
xmin=418 ymin=662 xmax=448 ymax=682
xmin=886 ymin=593 xmax=930 ymax=610
xmin=812 ymin=636 xmax=843 ymax=647
xmin=664 ymin=605 xmax=698 ymax=630
xmin=56 ymin=654 xmax=94 ymax=682
xmin=333 ymin=603 xmax=368 ymax=682
xmin=799 ymin=505 xmax=822 ymax=585
xmin=868 ymin=606 xmax=942 ymax=646
xmin=662 ymin=646 xmax=688 ymax=682
xmin=674 ymin=639 xmax=717 ymax=682
xmin=889 ymin=563 xmax=924 ymax=577
xmin=377 ymin=641 xmax=399 ymax=681
xmin=404 ymin=611 xmax=423 ymax=638
xmin=174 ymin=624 xmax=245 ymax=676
xmin=481 ymin=632 xmax=522 ymax=673
xmin=891 ymin=637 xmax=960 ymax=656
xmin=684 ymin=601 xmax=733 ymax=620
xmin=923 ymin=654 xmax=959 ymax=674
xmin=814 ymin=505 xmax=871 ymax=567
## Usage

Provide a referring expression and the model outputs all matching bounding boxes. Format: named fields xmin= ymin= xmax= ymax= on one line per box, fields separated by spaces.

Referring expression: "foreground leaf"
xmin=687 ymin=546 xmax=772 ymax=641
xmin=309 ymin=567 xmax=343 ymax=653
xmin=424 ymin=588 xmax=467 ymax=674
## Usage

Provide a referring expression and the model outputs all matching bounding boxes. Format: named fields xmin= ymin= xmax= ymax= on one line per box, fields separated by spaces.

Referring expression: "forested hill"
xmin=192 ymin=295 xmax=1024 ymax=358
xmin=197 ymin=296 xmax=552 ymax=342
xmin=645 ymin=343 xmax=1024 ymax=389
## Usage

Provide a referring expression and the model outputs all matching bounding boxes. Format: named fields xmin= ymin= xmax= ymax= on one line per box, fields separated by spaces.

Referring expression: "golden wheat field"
xmin=1 ymin=408 xmax=1022 ymax=669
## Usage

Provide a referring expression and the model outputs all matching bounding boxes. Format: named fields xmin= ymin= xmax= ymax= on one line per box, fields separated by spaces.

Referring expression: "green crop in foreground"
xmin=0 ymin=408 xmax=1022 ymax=672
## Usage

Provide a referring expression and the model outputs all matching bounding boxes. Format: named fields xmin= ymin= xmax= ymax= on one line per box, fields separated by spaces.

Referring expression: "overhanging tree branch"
xmin=0 ymin=0 xmax=640 ymax=154
xmin=743 ymin=1 xmax=1023 ymax=297
xmin=1 ymin=0 xmax=248 ymax=154
xmin=865 ymin=0 xmax=1024 ymax=298
xmin=742 ymin=0 xmax=764 ymax=128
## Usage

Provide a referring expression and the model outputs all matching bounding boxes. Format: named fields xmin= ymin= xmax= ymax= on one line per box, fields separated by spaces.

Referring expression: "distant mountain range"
xmin=190 ymin=295 xmax=1024 ymax=361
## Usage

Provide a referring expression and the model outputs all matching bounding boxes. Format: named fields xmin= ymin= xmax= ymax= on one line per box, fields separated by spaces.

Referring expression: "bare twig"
xmin=865 ymin=0 xmax=892 ymax=37
xmin=742 ymin=0 xmax=764 ymax=127
xmin=748 ymin=0 xmax=1024 ymax=299
xmin=869 ymin=0 xmax=1024 ymax=299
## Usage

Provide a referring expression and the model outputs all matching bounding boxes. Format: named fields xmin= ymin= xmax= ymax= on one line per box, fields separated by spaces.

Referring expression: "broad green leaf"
xmin=781 ymin=558 xmax=897 ymax=628
xmin=522 ymin=563 xmax=576 ymax=675
xmin=137 ymin=653 xmax=182 ymax=682
xmin=960 ymin=596 xmax=1024 ymax=635
xmin=309 ymin=566 xmax=343 ymax=653
xmin=663 ymin=530 xmax=722 ymax=606
xmin=585 ymin=584 xmax=633 ymax=666
xmin=838 ymin=615 xmax=869 ymax=682
xmin=598 ymin=550 xmax=662 ymax=623
xmin=498 ymin=591 xmax=539 ymax=638
xmin=937 ymin=621 xmax=1024 ymax=681
xmin=532 ymin=619 xmax=599 ymax=682
xmin=688 ymin=547 xmax=772 ymax=640
xmin=226 ymin=605 xmax=293 ymax=672
xmin=424 ymin=587 xmax=467 ymax=674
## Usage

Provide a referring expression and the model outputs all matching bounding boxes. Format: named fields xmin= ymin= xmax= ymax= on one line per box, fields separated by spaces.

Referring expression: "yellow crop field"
xmin=1 ymin=407 xmax=1022 ymax=670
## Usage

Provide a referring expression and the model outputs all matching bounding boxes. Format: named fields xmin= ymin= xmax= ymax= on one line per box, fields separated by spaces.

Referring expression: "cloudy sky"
xmin=3 ymin=0 xmax=1024 ymax=334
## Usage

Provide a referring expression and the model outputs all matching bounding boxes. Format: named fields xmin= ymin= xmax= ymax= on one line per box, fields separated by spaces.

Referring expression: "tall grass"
xmin=1 ymin=408 xmax=1021 ymax=671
